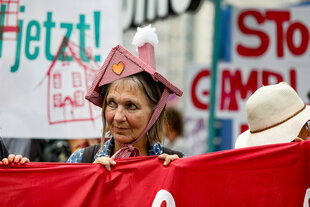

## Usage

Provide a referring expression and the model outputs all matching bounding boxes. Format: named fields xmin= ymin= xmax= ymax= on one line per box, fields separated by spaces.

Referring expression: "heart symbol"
xmin=112 ymin=61 xmax=125 ymax=75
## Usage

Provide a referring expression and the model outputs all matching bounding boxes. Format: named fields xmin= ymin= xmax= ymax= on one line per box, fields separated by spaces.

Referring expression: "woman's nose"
xmin=114 ymin=107 xmax=126 ymax=122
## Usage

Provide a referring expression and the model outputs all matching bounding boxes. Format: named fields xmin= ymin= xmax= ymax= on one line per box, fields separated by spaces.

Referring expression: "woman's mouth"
xmin=114 ymin=126 xmax=128 ymax=132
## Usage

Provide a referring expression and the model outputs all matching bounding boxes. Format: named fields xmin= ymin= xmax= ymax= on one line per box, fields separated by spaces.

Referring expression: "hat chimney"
xmin=132 ymin=25 xmax=158 ymax=70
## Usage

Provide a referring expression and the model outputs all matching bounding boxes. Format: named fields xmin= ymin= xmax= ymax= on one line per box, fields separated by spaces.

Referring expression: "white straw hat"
xmin=235 ymin=82 xmax=310 ymax=148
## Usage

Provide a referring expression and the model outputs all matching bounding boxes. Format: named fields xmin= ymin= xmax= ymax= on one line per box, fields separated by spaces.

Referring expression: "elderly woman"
xmin=67 ymin=26 xmax=184 ymax=171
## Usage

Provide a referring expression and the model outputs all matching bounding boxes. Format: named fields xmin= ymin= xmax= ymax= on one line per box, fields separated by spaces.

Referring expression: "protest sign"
xmin=0 ymin=0 xmax=121 ymax=138
xmin=185 ymin=5 xmax=310 ymax=150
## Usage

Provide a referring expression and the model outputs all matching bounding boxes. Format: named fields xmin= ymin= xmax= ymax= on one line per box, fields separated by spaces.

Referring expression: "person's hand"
xmin=1 ymin=154 xmax=30 ymax=165
xmin=158 ymin=153 xmax=179 ymax=166
xmin=93 ymin=157 xmax=116 ymax=171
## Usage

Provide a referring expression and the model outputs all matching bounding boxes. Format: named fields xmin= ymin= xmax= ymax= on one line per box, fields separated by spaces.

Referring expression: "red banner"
xmin=1 ymin=141 xmax=310 ymax=207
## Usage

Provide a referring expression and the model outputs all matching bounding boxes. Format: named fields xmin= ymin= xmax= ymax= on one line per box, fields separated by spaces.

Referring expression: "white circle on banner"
xmin=152 ymin=189 xmax=176 ymax=207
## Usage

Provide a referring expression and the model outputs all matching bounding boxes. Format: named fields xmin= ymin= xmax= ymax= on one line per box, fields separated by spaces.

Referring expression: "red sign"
xmin=1 ymin=141 xmax=310 ymax=206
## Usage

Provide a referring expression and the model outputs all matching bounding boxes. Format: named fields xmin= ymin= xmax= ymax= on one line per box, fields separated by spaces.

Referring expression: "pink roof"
xmin=86 ymin=45 xmax=182 ymax=107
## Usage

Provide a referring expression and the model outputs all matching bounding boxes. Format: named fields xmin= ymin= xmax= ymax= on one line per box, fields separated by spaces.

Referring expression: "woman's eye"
xmin=108 ymin=100 xmax=116 ymax=107
xmin=127 ymin=103 xmax=137 ymax=110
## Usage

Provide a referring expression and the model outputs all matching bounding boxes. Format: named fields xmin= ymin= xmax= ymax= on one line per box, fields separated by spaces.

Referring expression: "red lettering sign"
xmin=237 ymin=10 xmax=269 ymax=57
xmin=265 ymin=11 xmax=290 ymax=58
xmin=220 ymin=68 xmax=297 ymax=111
xmin=191 ymin=69 xmax=210 ymax=110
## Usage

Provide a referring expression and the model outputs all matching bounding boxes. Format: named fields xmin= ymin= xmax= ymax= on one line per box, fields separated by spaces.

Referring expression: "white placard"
xmin=216 ymin=5 xmax=310 ymax=146
xmin=0 ymin=0 xmax=122 ymax=138
xmin=184 ymin=63 xmax=210 ymax=155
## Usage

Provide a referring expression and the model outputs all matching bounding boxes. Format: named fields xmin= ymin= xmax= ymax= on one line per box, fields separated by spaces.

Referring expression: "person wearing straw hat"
xmin=235 ymin=82 xmax=310 ymax=148
xmin=67 ymin=25 xmax=184 ymax=171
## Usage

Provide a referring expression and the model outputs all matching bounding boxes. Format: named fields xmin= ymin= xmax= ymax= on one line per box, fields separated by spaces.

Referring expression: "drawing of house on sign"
xmin=0 ymin=0 xmax=20 ymax=41
xmin=38 ymin=38 xmax=100 ymax=125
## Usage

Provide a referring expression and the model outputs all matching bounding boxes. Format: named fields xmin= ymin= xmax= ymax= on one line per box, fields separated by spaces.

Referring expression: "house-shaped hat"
xmin=86 ymin=25 xmax=183 ymax=107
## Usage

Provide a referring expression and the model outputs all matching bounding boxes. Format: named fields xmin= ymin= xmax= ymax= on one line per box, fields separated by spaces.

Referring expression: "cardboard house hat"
xmin=235 ymin=82 xmax=310 ymax=148
xmin=86 ymin=25 xmax=182 ymax=108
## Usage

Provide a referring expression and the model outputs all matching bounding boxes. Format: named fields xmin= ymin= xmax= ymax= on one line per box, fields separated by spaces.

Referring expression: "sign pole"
xmin=208 ymin=0 xmax=221 ymax=152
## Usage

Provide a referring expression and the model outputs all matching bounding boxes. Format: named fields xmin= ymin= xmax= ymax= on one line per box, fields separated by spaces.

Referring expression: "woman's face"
xmin=104 ymin=80 xmax=152 ymax=144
